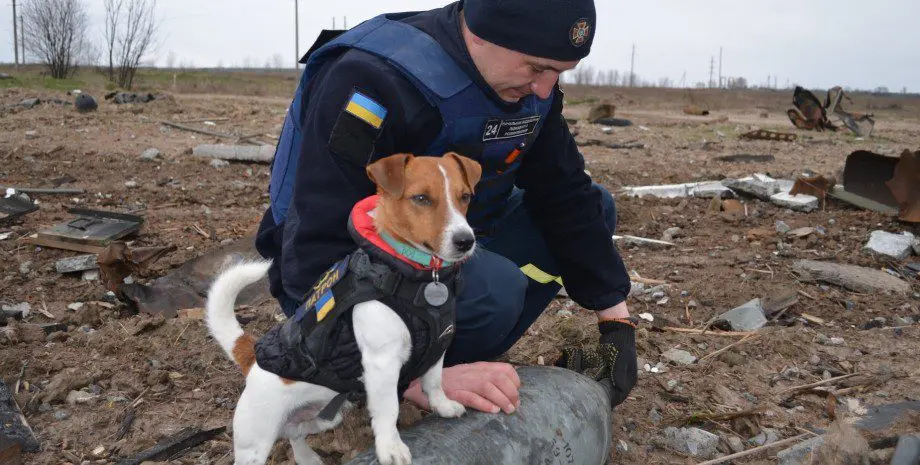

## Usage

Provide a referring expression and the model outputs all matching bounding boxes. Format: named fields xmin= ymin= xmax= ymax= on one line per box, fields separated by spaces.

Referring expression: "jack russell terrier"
xmin=205 ymin=152 xmax=483 ymax=465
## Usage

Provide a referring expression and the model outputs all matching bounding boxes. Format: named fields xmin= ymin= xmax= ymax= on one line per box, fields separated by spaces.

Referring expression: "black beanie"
xmin=462 ymin=0 xmax=596 ymax=62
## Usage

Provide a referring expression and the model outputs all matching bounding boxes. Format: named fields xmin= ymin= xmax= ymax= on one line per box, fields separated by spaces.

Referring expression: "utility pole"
xmin=629 ymin=43 xmax=635 ymax=87
xmin=12 ymin=0 xmax=19 ymax=67
xmin=344 ymin=16 xmax=347 ymax=28
xmin=333 ymin=17 xmax=336 ymax=29
xmin=709 ymin=56 xmax=715 ymax=88
xmin=718 ymin=46 xmax=722 ymax=89
xmin=294 ymin=0 xmax=300 ymax=70
xmin=20 ymin=15 xmax=25 ymax=64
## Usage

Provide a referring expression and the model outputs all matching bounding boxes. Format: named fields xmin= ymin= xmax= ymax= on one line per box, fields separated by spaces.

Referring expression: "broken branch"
xmin=777 ymin=373 xmax=860 ymax=395
xmin=695 ymin=432 xmax=814 ymax=465
xmin=160 ymin=120 xmax=237 ymax=139
xmin=114 ymin=426 xmax=225 ymax=465
xmin=663 ymin=327 xmax=755 ymax=337
xmin=699 ymin=332 xmax=761 ymax=363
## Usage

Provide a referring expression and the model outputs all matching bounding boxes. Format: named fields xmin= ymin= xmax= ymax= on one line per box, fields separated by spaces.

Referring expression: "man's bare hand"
xmin=404 ymin=361 xmax=521 ymax=414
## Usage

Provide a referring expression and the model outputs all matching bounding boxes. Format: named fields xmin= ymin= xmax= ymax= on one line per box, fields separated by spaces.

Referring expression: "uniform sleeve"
xmin=278 ymin=50 xmax=439 ymax=302
xmin=514 ymin=87 xmax=631 ymax=310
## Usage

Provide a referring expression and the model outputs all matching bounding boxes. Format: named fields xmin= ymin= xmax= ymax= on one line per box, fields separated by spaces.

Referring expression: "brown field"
xmin=1 ymin=66 xmax=919 ymax=464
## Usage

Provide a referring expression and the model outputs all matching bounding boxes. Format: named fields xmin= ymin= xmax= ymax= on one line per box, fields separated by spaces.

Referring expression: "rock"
xmin=750 ymin=428 xmax=779 ymax=446
xmin=914 ymin=240 xmax=920 ymax=256
xmin=649 ymin=409 xmax=663 ymax=424
xmin=0 ymin=73 xmax=12 ymax=79
xmin=55 ymin=254 xmax=98 ymax=274
xmin=660 ymin=427 xmax=720 ymax=459
xmin=721 ymin=199 xmax=745 ymax=214
xmin=24 ymin=130 xmax=38 ymax=139
xmin=662 ymin=348 xmax=697 ymax=365
xmin=82 ymin=270 xmax=99 ymax=281
xmin=715 ymin=298 xmax=767 ymax=331
xmin=210 ymin=159 xmax=230 ymax=168
xmin=723 ymin=174 xmax=792 ymax=201
xmin=53 ymin=410 xmax=70 ymax=421
xmin=861 ymin=317 xmax=887 ymax=330
xmin=41 ymin=368 xmax=95 ymax=404
xmin=2 ymin=302 xmax=31 ymax=319
xmin=787 ymin=227 xmax=816 ymax=238
xmin=139 ymin=148 xmax=161 ymax=161
xmin=776 ymin=436 xmax=825 ymax=465
xmin=726 ymin=436 xmax=745 ymax=454
xmin=771 ymin=192 xmax=819 ymax=212
xmin=651 ymin=290 xmax=666 ymax=299
xmin=891 ymin=435 xmax=920 ymax=465
xmin=775 ymin=220 xmax=792 ymax=234
xmin=67 ymin=302 xmax=84 ymax=311
xmin=893 ymin=316 xmax=914 ymax=326
xmin=19 ymin=260 xmax=32 ymax=275
xmin=74 ymin=94 xmax=97 ymax=113
xmin=864 ymin=231 xmax=916 ymax=260
xmin=65 ymin=390 xmax=95 ymax=405
xmin=19 ymin=98 xmax=40 ymax=109
xmin=661 ymin=227 xmax=681 ymax=242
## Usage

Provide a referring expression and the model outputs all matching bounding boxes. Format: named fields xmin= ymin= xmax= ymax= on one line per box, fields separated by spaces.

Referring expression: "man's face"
xmin=464 ymin=27 xmax=580 ymax=102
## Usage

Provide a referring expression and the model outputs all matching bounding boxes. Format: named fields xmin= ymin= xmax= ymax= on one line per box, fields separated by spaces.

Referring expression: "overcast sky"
xmin=1 ymin=0 xmax=918 ymax=91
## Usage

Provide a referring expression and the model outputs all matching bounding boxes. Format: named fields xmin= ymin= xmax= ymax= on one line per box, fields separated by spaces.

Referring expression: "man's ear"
xmin=366 ymin=154 xmax=413 ymax=197
xmin=445 ymin=152 xmax=482 ymax=192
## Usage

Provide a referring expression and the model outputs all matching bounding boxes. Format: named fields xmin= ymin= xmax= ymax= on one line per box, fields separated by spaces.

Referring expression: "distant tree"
xmin=271 ymin=53 xmax=285 ymax=69
xmin=726 ymin=77 xmax=748 ymax=90
xmin=571 ymin=64 xmax=595 ymax=85
xmin=22 ymin=0 xmax=91 ymax=79
xmin=658 ymin=77 xmax=672 ymax=88
xmin=165 ymin=50 xmax=176 ymax=68
xmin=874 ymin=86 xmax=890 ymax=94
xmin=104 ymin=0 xmax=159 ymax=89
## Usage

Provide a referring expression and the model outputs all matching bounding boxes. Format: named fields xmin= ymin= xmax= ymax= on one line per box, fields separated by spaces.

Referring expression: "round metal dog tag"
xmin=424 ymin=281 xmax=449 ymax=306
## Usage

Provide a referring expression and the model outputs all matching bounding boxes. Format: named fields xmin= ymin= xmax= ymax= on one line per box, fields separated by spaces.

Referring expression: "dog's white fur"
xmin=206 ymin=160 xmax=474 ymax=464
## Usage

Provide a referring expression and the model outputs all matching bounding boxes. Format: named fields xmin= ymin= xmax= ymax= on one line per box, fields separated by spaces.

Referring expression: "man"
xmin=255 ymin=0 xmax=638 ymax=415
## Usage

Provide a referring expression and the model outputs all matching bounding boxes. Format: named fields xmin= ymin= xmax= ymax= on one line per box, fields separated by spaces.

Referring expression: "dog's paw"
xmin=431 ymin=398 xmax=465 ymax=418
xmin=375 ymin=438 xmax=411 ymax=465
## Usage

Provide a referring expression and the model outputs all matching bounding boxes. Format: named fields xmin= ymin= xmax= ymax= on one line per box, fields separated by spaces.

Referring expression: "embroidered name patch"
xmin=482 ymin=115 xmax=541 ymax=142
xmin=300 ymin=256 xmax=350 ymax=322
xmin=345 ymin=91 xmax=387 ymax=129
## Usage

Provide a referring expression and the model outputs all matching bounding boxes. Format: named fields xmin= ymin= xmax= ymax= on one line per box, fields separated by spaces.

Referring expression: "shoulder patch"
xmin=299 ymin=256 xmax=350 ymax=322
xmin=329 ymin=89 xmax=387 ymax=166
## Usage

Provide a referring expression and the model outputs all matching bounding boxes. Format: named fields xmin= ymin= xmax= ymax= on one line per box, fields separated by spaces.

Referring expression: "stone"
xmin=864 ymin=231 xmax=916 ymax=260
xmin=139 ymin=148 xmax=161 ymax=161
xmin=82 ymin=270 xmax=99 ymax=281
xmin=210 ymin=159 xmax=230 ymax=168
xmin=723 ymin=174 xmax=792 ymax=200
xmin=914 ymin=240 xmax=920 ymax=256
xmin=776 ymin=436 xmax=825 ymax=465
xmin=750 ymin=428 xmax=779 ymax=446
xmin=2 ymin=302 xmax=31 ymax=318
xmin=771 ymin=192 xmax=819 ymax=212
xmin=661 ymin=227 xmax=681 ymax=242
xmin=24 ymin=130 xmax=38 ymax=139
xmin=19 ymin=98 xmax=40 ymax=108
xmin=726 ymin=436 xmax=745 ymax=454
xmin=660 ymin=427 xmax=720 ymax=459
xmin=662 ymin=348 xmax=697 ymax=365
xmin=893 ymin=316 xmax=914 ymax=326
xmin=715 ymin=298 xmax=767 ymax=331
xmin=19 ymin=260 xmax=32 ymax=275
xmin=891 ymin=435 xmax=920 ymax=465
xmin=53 ymin=410 xmax=70 ymax=421
xmin=55 ymin=254 xmax=98 ymax=274
xmin=65 ymin=390 xmax=95 ymax=405
xmin=623 ymin=181 xmax=731 ymax=199
xmin=775 ymin=220 xmax=792 ymax=234
xmin=649 ymin=409 xmax=663 ymax=424
xmin=124 ymin=180 xmax=138 ymax=189
xmin=67 ymin=302 xmax=84 ymax=311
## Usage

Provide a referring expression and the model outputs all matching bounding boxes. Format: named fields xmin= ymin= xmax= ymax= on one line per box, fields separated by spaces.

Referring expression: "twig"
xmin=683 ymin=407 xmax=766 ymax=425
xmin=777 ymin=373 xmax=860 ymax=395
xmin=173 ymin=323 xmax=191 ymax=347
xmin=695 ymin=432 xmax=815 ymax=465
xmin=797 ymin=289 xmax=817 ymax=300
xmin=160 ymin=120 xmax=237 ymax=139
xmin=175 ymin=117 xmax=230 ymax=123
xmin=38 ymin=300 xmax=56 ymax=320
xmin=14 ymin=362 xmax=27 ymax=394
xmin=684 ymin=303 xmax=693 ymax=326
xmin=191 ymin=223 xmax=210 ymax=239
xmin=699 ymin=332 xmax=760 ymax=363
xmin=632 ymin=276 xmax=668 ymax=285
xmin=664 ymin=327 xmax=755 ymax=337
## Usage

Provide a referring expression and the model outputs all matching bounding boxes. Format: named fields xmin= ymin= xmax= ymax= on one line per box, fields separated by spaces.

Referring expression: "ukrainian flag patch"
xmin=345 ymin=91 xmax=387 ymax=129
xmin=315 ymin=290 xmax=336 ymax=321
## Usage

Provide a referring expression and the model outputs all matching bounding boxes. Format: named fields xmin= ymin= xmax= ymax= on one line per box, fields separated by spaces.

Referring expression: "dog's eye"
xmin=460 ymin=193 xmax=472 ymax=204
xmin=411 ymin=194 xmax=432 ymax=206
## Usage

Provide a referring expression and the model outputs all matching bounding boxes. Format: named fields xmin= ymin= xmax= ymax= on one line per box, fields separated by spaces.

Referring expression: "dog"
xmin=205 ymin=152 xmax=483 ymax=465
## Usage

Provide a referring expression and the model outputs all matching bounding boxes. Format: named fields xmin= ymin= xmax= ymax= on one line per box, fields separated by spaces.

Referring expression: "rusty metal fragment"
xmin=683 ymin=105 xmax=710 ymax=116
xmin=790 ymin=174 xmax=837 ymax=208
xmin=788 ymin=86 xmax=835 ymax=131
xmin=825 ymin=86 xmax=876 ymax=137
xmin=97 ymin=242 xmax=177 ymax=293
xmin=740 ymin=130 xmax=797 ymax=142
xmin=885 ymin=150 xmax=920 ymax=222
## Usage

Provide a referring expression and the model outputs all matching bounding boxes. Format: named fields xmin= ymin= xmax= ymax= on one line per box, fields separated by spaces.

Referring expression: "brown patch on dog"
xmin=368 ymin=153 xmax=480 ymax=258
xmin=232 ymin=334 xmax=257 ymax=376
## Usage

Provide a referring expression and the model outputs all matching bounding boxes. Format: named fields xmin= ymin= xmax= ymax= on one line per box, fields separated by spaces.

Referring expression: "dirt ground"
xmin=1 ymin=75 xmax=919 ymax=465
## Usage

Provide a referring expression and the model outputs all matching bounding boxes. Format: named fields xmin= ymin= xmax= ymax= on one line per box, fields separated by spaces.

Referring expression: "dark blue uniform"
xmin=255 ymin=2 xmax=630 ymax=366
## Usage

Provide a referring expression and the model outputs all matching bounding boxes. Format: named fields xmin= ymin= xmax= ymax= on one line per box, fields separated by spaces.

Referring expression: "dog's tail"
xmin=205 ymin=260 xmax=271 ymax=375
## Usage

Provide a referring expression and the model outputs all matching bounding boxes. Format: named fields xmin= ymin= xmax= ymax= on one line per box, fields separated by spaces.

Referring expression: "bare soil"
xmin=1 ymin=79 xmax=919 ymax=465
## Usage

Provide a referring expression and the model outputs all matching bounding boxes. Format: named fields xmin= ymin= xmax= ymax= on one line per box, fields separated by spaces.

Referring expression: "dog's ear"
xmin=366 ymin=154 xmax=412 ymax=197
xmin=445 ymin=152 xmax=482 ymax=192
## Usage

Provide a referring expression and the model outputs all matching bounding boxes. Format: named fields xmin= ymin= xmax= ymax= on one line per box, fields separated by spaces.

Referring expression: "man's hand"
xmin=403 ymin=362 xmax=521 ymax=414
xmin=555 ymin=302 xmax=638 ymax=407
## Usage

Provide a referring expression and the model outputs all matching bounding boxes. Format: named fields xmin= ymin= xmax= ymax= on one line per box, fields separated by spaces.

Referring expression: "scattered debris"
xmin=105 ymin=91 xmax=164 ymax=104
xmin=97 ymin=243 xmax=177 ymax=293
xmin=721 ymin=199 xmax=745 ymax=214
xmin=662 ymin=348 xmax=697 ymax=365
xmin=1 ymin=303 xmax=30 ymax=320
xmin=830 ymin=149 xmax=920 ymax=222
xmin=740 ymin=130 xmax=797 ymax=142
xmin=660 ymin=427 xmax=719 ymax=458
xmin=776 ymin=436 xmax=825 ymax=465
xmin=792 ymin=259 xmax=911 ymax=295
xmin=661 ymin=227 xmax=682 ymax=242
xmin=771 ymin=192 xmax=819 ymax=212
xmin=786 ymin=86 xmax=838 ymax=132
xmin=886 ymin=149 xmax=920 ymax=222
xmin=613 ymin=235 xmax=676 ymax=248
xmin=576 ymin=139 xmax=644 ymax=149
xmin=714 ymin=298 xmax=767 ymax=331
xmin=0 ymin=380 xmax=39 ymax=453
xmin=715 ymin=154 xmax=776 ymax=163
xmin=587 ymin=103 xmax=616 ymax=124
xmin=27 ymin=208 xmax=144 ymax=252
xmin=55 ymin=254 xmax=99 ymax=274
xmin=139 ymin=148 xmax=161 ymax=161
xmin=723 ymin=174 xmax=794 ymax=201
xmin=683 ymin=105 xmax=710 ymax=116
xmin=864 ymin=231 xmax=916 ymax=260
xmin=112 ymin=425 xmax=225 ymax=465
xmin=789 ymin=174 xmax=835 ymax=208
xmin=190 ymin=144 xmax=275 ymax=163
xmin=622 ymin=181 xmax=732 ymax=199
xmin=854 ymin=401 xmax=920 ymax=431
xmin=0 ymin=192 xmax=38 ymax=224
xmin=825 ymin=86 xmax=876 ymax=137
xmin=0 ymin=186 xmax=85 ymax=195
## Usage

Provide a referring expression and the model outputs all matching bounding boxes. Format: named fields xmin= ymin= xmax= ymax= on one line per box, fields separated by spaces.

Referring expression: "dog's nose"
xmin=452 ymin=232 xmax=475 ymax=253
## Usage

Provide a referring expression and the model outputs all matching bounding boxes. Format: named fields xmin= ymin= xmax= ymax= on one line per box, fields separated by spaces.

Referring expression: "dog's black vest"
xmin=254 ymin=196 xmax=461 ymax=419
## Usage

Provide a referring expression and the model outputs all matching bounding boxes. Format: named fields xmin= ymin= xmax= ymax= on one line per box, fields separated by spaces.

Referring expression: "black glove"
xmin=555 ymin=318 xmax=638 ymax=407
